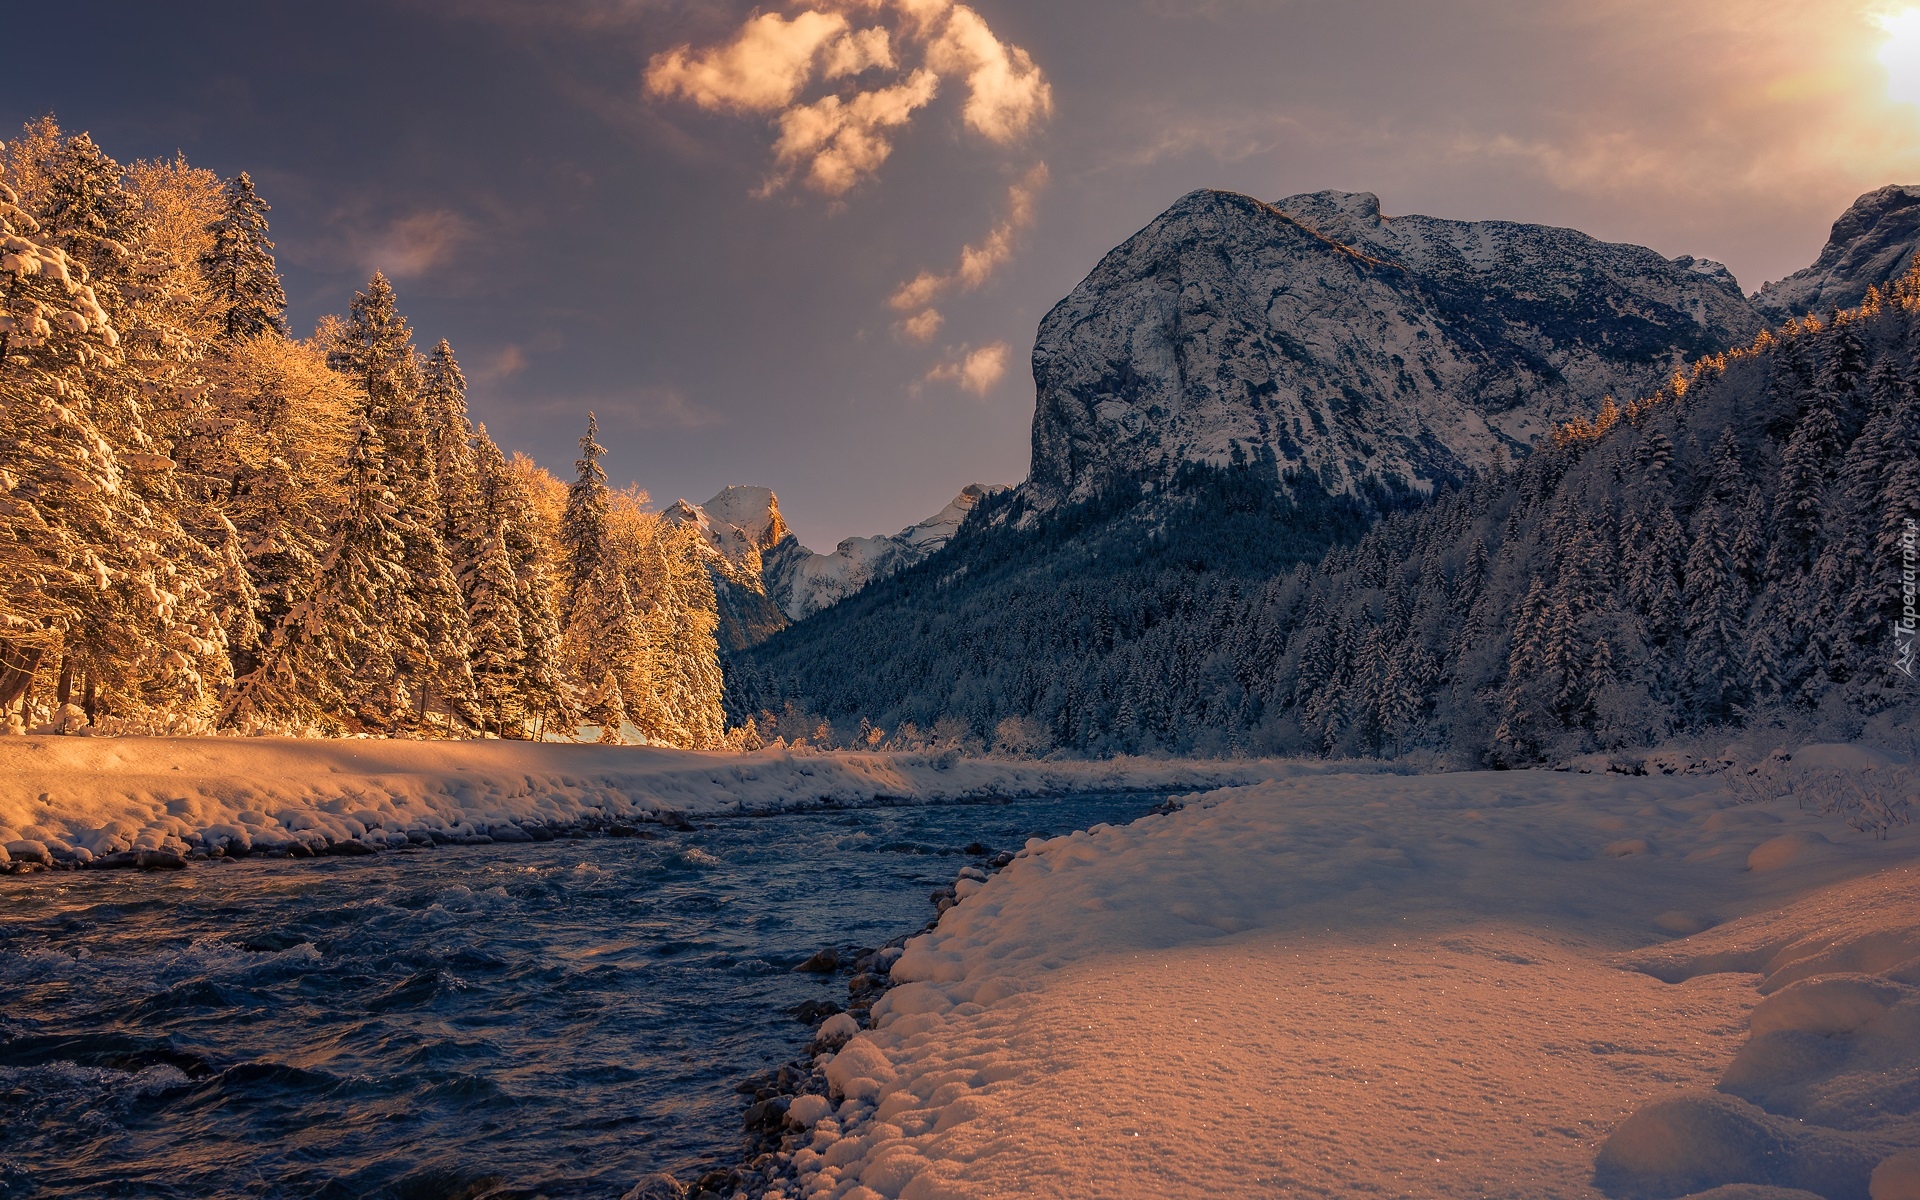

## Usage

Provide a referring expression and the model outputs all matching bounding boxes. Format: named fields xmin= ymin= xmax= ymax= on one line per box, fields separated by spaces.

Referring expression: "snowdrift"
xmin=0 ymin=736 xmax=1326 ymax=870
xmin=781 ymin=750 xmax=1918 ymax=1200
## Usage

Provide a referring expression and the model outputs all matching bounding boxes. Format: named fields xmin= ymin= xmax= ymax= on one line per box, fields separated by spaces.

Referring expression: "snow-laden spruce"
xmin=0 ymin=119 xmax=735 ymax=748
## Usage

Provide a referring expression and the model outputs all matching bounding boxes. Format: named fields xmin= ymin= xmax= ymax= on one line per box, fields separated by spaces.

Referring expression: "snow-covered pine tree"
xmin=566 ymin=561 xmax=644 ymax=740
xmin=557 ymin=413 xmax=655 ymax=741
xmin=475 ymin=429 xmax=573 ymax=737
xmin=222 ymin=418 xmax=424 ymax=733
xmin=658 ymin=520 xmax=726 ymax=748
xmin=561 ymin=413 xmax=611 ymax=621
xmin=39 ymin=133 xmax=138 ymax=316
xmin=329 ymin=274 xmax=474 ymax=731
xmin=467 ymin=525 xmax=526 ymax=736
xmin=420 ymin=339 xmax=478 ymax=553
xmin=0 ymin=150 xmax=126 ymax=723
xmin=1682 ymin=495 xmax=1745 ymax=716
xmin=200 ymin=172 xmax=287 ymax=340
xmin=1 ymin=139 xmax=233 ymax=731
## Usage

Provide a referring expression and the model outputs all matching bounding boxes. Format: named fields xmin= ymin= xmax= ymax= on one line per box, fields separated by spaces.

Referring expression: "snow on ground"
xmin=791 ymin=748 xmax=1920 ymax=1200
xmin=0 ymin=736 xmax=1339 ymax=869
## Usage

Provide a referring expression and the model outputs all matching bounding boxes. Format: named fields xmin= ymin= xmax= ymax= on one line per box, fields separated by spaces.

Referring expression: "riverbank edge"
xmin=1 ymin=736 xmax=1372 ymax=876
xmin=660 ymin=795 xmax=1188 ymax=1200
xmin=1 ymin=783 xmax=1213 ymax=876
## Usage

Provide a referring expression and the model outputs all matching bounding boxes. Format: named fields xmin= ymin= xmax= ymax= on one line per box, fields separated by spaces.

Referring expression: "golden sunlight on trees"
xmin=0 ymin=121 xmax=731 ymax=747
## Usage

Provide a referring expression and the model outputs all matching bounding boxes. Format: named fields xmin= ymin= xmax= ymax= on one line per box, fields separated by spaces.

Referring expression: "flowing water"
xmin=0 ymin=793 xmax=1170 ymax=1200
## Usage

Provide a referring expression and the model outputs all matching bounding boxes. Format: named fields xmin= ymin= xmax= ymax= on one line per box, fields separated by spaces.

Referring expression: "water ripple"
xmin=0 ymin=792 xmax=1167 ymax=1198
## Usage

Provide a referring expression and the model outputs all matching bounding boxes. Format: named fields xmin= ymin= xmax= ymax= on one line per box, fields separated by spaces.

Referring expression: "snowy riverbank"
xmin=0 ymin=736 xmax=1356 ymax=871
xmin=779 ymin=747 xmax=1920 ymax=1200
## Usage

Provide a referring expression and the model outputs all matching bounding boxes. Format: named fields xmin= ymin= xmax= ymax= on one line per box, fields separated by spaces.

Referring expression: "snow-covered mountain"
xmin=667 ymin=483 xmax=1009 ymax=649
xmin=1753 ymin=184 xmax=1920 ymax=320
xmin=1027 ymin=188 xmax=1766 ymax=508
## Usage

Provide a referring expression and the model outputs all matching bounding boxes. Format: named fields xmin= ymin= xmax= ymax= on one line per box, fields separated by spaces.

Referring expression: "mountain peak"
xmin=1024 ymin=186 xmax=1759 ymax=509
xmin=667 ymin=482 xmax=1010 ymax=647
xmin=1754 ymin=183 xmax=1920 ymax=319
xmin=699 ymin=485 xmax=790 ymax=551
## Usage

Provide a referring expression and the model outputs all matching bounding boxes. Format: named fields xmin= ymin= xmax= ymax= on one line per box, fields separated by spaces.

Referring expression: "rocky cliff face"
xmin=1754 ymin=185 xmax=1920 ymax=321
xmin=1026 ymin=188 xmax=1764 ymax=507
xmin=665 ymin=487 xmax=794 ymax=653
xmin=668 ymin=483 xmax=1009 ymax=649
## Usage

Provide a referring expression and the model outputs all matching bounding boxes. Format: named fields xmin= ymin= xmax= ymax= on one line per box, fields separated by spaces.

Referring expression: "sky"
xmin=6 ymin=0 xmax=1920 ymax=549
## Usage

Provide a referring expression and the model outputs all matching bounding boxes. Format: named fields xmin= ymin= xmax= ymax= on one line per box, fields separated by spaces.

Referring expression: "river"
xmin=0 ymin=792 xmax=1171 ymax=1199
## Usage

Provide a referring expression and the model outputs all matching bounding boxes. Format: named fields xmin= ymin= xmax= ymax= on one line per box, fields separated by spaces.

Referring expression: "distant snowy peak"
xmin=1754 ymin=184 xmax=1920 ymax=320
xmin=668 ymin=483 xmax=1009 ymax=643
xmin=1025 ymin=187 xmax=1763 ymax=509
xmin=768 ymin=483 xmax=1009 ymax=622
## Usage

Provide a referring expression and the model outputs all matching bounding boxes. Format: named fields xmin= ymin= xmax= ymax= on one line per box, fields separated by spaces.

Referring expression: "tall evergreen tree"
xmin=467 ymin=526 xmax=526 ymax=736
xmin=562 ymin=413 xmax=611 ymax=620
xmin=223 ymin=419 xmax=425 ymax=732
xmin=421 ymin=339 xmax=477 ymax=551
xmin=329 ymin=273 xmax=474 ymax=729
xmin=200 ymin=172 xmax=287 ymax=340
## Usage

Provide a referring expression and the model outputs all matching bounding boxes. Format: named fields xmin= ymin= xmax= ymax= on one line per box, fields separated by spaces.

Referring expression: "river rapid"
xmin=0 ymin=793 xmax=1170 ymax=1200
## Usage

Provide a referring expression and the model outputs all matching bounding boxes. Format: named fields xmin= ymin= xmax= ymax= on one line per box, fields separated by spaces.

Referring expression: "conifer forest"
xmin=0 ymin=121 xmax=730 ymax=746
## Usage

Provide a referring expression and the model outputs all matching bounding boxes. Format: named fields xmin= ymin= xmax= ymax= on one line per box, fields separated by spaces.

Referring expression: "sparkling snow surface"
xmin=0 ymin=738 xmax=1324 ymax=866
xmin=799 ymin=754 xmax=1920 ymax=1200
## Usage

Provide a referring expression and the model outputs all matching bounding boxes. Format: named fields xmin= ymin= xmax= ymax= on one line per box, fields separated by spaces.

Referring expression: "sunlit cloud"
xmin=646 ymin=12 xmax=855 ymax=113
xmin=647 ymin=0 xmax=1051 ymax=197
xmin=768 ymin=69 xmax=940 ymax=195
xmin=360 ymin=210 xmax=473 ymax=279
xmin=924 ymin=4 xmax=1052 ymax=143
xmin=472 ymin=344 xmax=529 ymax=384
xmin=925 ymin=341 xmax=1009 ymax=394
xmin=897 ymin=307 xmax=945 ymax=342
xmin=890 ymin=163 xmax=1048 ymax=337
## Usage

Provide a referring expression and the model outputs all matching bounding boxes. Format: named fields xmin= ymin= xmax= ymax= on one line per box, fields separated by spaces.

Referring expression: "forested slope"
xmin=732 ymin=270 xmax=1920 ymax=760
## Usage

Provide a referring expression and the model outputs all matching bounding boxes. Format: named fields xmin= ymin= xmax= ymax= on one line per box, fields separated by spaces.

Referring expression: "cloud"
xmin=896 ymin=306 xmax=945 ymax=341
xmin=925 ymin=341 xmax=1010 ymax=394
xmin=825 ymin=26 xmax=896 ymax=79
xmin=648 ymin=0 xmax=1051 ymax=196
xmin=924 ymin=5 xmax=1053 ymax=143
xmin=889 ymin=162 xmax=1048 ymax=323
xmin=646 ymin=11 xmax=852 ymax=113
xmin=472 ymin=344 xmax=529 ymax=383
xmin=361 ymin=210 xmax=473 ymax=279
xmin=769 ymin=69 xmax=941 ymax=195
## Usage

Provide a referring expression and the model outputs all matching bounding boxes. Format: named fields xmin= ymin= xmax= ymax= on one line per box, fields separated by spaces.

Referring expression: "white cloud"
xmin=646 ymin=11 xmax=850 ymax=113
xmin=649 ymin=0 xmax=1051 ymax=196
xmin=926 ymin=341 xmax=1010 ymax=394
xmin=770 ymin=69 xmax=941 ymax=195
xmin=925 ymin=5 xmax=1054 ymax=143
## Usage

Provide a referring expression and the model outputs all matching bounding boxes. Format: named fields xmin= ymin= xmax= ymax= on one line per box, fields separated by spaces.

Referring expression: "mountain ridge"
xmin=728 ymin=183 xmax=1920 ymax=755
xmin=668 ymin=483 xmax=1009 ymax=650
xmin=1024 ymin=186 xmax=1766 ymax=512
